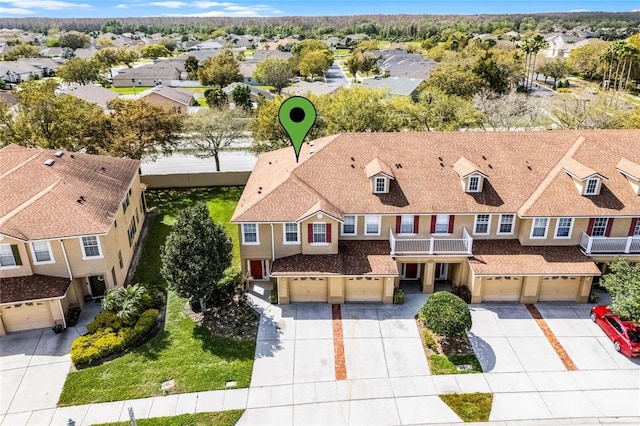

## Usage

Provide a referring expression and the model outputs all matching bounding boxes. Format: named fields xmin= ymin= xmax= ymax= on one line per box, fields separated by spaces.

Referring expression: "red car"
xmin=590 ymin=305 xmax=640 ymax=357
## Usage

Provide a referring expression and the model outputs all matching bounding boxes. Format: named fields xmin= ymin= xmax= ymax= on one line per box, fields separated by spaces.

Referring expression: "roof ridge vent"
xmin=44 ymin=159 xmax=55 ymax=166
xmin=54 ymin=151 xmax=63 ymax=157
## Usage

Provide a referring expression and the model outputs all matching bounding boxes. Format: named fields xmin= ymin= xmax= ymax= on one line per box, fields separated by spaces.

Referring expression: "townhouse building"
xmin=0 ymin=144 xmax=146 ymax=334
xmin=231 ymin=131 xmax=640 ymax=305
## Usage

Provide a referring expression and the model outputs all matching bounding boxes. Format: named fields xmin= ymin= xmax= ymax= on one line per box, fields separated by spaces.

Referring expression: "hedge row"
xmin=71 ymin=308 xmax=158 ymax=365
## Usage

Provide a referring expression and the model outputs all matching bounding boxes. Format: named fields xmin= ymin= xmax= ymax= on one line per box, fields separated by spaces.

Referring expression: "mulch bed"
xmin=415 ymin=316 xmax=474 ymax=357
xmin=186 ymin=301 xmax=259 ymax=341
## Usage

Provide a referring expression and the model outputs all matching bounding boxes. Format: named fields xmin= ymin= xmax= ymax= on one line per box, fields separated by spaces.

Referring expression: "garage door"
xmin=345 ymin=277 xmax=383 ymax=302
xmin=482 ymin=277 xmax=523 ymax=302
xmin=0 ymin=301 xmax=53 ymax=333
xmin=539 ymin=277 xmax=580 ymax=302
xmin=289 ymin=277 xmax=328 ymax=302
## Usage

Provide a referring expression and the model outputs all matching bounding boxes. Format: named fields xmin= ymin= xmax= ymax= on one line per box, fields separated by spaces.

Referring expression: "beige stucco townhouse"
xmin=0 ymin=144 xmax=146 ymax=335
xmin=232 ymin=130 xmax=640 ymax=305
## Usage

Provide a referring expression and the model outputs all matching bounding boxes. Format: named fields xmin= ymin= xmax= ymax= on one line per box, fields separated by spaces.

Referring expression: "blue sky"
xmin=0 ymin=1 xmax=638 ymax=18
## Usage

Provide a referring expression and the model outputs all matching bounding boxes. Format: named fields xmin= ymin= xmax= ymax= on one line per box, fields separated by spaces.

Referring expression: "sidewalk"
xmin=2 ymin=291 xmax=639 ymax=425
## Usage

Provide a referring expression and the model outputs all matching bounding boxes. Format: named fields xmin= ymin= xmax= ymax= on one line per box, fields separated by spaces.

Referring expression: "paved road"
xmin=326 ymin=61 xmax=348 ymax=86
xmin=141 ymin=151 xmax=257 ymax=174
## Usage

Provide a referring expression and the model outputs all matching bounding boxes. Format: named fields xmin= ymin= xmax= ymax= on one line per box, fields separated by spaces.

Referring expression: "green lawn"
xmin=439 ymin=393 xmax=493 ymax=422
xmin=94 ymin=410 xmax=243 ymax=426
xmin=58 ymin=187 xmax=249 ymax=406
xmin=428 ymin=354 xmax=483 ymax=375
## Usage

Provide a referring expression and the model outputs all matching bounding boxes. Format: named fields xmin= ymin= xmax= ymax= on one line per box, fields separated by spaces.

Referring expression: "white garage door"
xmin=539 ymin=277 xmax=580 ymax=302
xmin=482 ymin=277 xmax=523 ymax=302
xmin=345 ymin=277 xmax=383 ymax=303
xmin=0 ymin=301 xmax=53 ymax=333
xmin=289 ymin=277 xmax=328 ymax=302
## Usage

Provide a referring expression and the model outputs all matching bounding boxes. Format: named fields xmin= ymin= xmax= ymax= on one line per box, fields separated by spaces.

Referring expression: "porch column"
xmin=278 ymin=277 xmax=290 ymax=305
xmin=577 ymin=276 xmax=593 ymax=304
xmin=470 ymin=275 xmax=483 ymax=303
xmin=422 ymin=262 xmax=435 ymax=294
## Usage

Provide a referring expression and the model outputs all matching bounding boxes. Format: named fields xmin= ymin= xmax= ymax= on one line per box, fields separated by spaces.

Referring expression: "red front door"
xmin=404 ymin=263 xmax=418 ymax=279
xmin=249 ymin=260 xmax=263 ymax=280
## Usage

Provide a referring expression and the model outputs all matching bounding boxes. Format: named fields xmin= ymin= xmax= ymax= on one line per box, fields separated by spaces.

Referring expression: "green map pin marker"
xmin=278 ymin=96 xmax=317 ymax=162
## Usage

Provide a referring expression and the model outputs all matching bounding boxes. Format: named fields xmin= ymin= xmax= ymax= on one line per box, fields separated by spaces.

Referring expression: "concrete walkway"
xmin=2 ymin=292 xmax=640 ymax=425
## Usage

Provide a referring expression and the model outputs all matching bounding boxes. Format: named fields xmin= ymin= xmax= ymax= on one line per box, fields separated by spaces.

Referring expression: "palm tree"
xmin=600 ymin=45 xmax=616 ymax=89
xmin=521 ymin=35 xmax=548 ymax=92
xmin=623 ymin=44 xmax=639 ymax=90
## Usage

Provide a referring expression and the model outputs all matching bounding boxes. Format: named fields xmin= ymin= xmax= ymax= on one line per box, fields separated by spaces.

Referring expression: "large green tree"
xmin=161 ymin=203 xmax=233 ymax=312
xmin=197 ymin=50 xmax=242 ymax=87
xmin=4 ymin=43 xmax=40 ymax=60
xmin=57 ymin=57 xmax=102 ymax=85
xmin=140 ymin=44 xmax=170 ymax=59
xmin=0 ymin=80 xmax=106 ymax=151
xmin=601 ymin=257 xmax=640 ymax=322
xmin=426 ymin=62 xmax=483 ymax=98
xmin=101 ymin=98 xmax=184 ymax=159
xmin=59 ymin=31 xmax=89 ymax=50
xmin=567 ymin=40 xmax=608 ymax=81
xmin=253 ymin=57 xmax=295 ymax=93
xmin=184 ymin=107 xmax=248 ymax=171
xmin=298 ymin=50 xmax=333 ymax=79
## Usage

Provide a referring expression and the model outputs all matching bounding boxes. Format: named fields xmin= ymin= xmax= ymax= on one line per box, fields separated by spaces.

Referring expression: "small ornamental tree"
xmin=420 ymin=291 xmax=472 ymax=338
xmin=601 ymin=257 xmax=640 ymax=322
xmin=161 ymin=203 xmax=233 ymax=312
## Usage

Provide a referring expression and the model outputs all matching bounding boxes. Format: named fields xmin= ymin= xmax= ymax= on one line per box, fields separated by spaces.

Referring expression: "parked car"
xmin=590 ymin=305 xmax=640 ymax=357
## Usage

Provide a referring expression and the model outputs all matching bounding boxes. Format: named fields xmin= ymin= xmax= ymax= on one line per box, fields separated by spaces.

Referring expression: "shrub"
xmin=393 ymin=288 xmax=405 ymax=304
xmin=556 ymin=87 xmax=570 ymax=93
xmin=269 ymin=289 xmax=278 ymax=304
xmin=420 ymin=291 xmax=472 ymax=338
xmin=588 ymin=288 xmax=599 ymax=303
xmin=71 ymin=309 xmax=159 ymax=365
xmin=452 ymin=285 xmax=471 ymax=303
xmin=102 ymin=284 xmax=151 ymax=326
xmin=86 ymin=311 xmax=122 ymax=334
xmin=423 ymin=328 xmax=438 ymax=351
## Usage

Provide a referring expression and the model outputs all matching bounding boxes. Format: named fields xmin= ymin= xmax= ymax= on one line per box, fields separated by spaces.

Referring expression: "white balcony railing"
xmin=389 ymin=228 xmax=473 ymax=256
xmin=580 ymin=232 xmax=640 ymax=255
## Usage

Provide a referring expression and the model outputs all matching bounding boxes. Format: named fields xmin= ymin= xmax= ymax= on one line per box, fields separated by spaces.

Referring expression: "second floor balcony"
xmin=580 ymin=232 xmax=640 ymax=255
xmin=389 ymin=228 xmax=473 ymax=256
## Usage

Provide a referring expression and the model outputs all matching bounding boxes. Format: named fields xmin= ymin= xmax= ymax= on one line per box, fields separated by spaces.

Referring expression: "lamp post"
xmin=131 ymin=78 xmax=136 ymax=95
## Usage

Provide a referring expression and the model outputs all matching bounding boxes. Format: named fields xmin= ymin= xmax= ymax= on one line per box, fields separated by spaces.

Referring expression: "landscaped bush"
xmin=393 ymin=288 xmax=405 ymax=304
xmin=87 ymin=311 xmax=122 ymax=334
xmin=102 ymin=283 xmax=152 ymax=326
xmin=71 ymin=308 xmax=159 ymax=365
xmin=420 ymin=291 xmax=472 ymax=338
xmin=423 ymin=328 xmax=438 ymax=351
xmin=269 ymin=289 xmax=278 ymax=304
xmin=451 ymin=285 xmax=471 ymax=303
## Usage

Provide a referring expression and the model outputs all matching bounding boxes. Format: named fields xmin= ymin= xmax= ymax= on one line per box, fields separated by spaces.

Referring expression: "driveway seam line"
xmin=526 ymin=304 xmax=578 ymax=371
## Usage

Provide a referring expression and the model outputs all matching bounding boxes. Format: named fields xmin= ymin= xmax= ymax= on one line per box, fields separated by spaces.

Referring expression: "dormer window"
xmin=562 ymin=158 xmax=606 ymax=196
xmin=374 ymin=176 xmax=387 ymax=193
xmin=585 ymin=178 xmax=599 ymax=195
xmin=453 ymin=157 xmax=487 ymax=193
xmin=468 ymin=176 xmax=480 ymax=192
xmin=365 ymin=157 xmax=394 ymax=195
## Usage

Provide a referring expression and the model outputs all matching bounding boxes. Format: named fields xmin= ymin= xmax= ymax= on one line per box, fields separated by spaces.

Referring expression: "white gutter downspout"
xmin=59 ymin=239 xmax=73 ymax=280
xmin=58 ymin=298 xmax=67 ymax=328
xmin=269 ymin=224 xmax=275 ymax=262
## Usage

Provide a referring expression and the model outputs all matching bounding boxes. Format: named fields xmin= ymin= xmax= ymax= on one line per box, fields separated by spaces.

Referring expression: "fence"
xmin=141 ymin=171 xmax=251 ymax=189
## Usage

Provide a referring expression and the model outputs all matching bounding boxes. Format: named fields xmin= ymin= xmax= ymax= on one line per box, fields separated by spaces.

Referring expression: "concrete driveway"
xmin=0 ymin=301 xmax=101 ymax=422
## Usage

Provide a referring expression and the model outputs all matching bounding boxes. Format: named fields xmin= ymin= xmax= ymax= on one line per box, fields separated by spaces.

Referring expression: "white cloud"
xmin=149 ymin=1 xmax=188 ymax=8
xmin=191 ymin=1 xmax=234 ymax=7
xmin=0 ymin=7 xmax=37 ymax=14
xmin=570 ymin=9 xmax=591 ymax=12
xmin=116 ymin=4 xmax=129 ymax=8
xmin=632 ymin=9 xmax=640 ymax=12
xmin=12 ymin=1 xmax=91 ymax=9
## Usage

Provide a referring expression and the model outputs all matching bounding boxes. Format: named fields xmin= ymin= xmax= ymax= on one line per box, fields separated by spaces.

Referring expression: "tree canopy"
xmin=601 ymin=257 xmax=640 ymax=323
xmin=161 ymin=202 xmax=233 ymax=312
xmin=58 ymin=31 xmax=89 ymax=49
xmin=197 ymin=49 xmax=242 ymax=87
xmin=57 ymin=57 xmax=102 ymax=85
xmin=253 ymin=57 xmax=295 ymax=92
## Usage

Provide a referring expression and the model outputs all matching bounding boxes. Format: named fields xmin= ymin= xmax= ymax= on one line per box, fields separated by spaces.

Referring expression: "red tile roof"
xmin=0 ymin=274 xmax=71 ymax=304
xmin=271 ymin=240 xmax=398 ymax=276
xmin=469 ymin=240 xmax=601 ymax=276
xmin=0 ymin=144 xmax=140 ymax=240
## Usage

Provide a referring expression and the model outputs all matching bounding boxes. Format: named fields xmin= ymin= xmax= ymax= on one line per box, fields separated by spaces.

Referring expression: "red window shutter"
xmin=326 ymin=223 xmax=332 ymax=243
xmin=430 ymin=215 xmax=436 ymax=233
xmin=586 ymin=218 xmax=595 ymax=236
xmin=395 ymin=216 xmax=401 ymax=233
xmin=413 ymin=215 xmax=419 ymax=233
xmin=308 ymin=223 xmax=313 ymax=243
xmin=630 ymin=218 xmax=639 ymax=237
xmin=605 ymin=218 xmax=613 ymax=237
xmin=448 ymin=215 xmax=455 ymax=234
